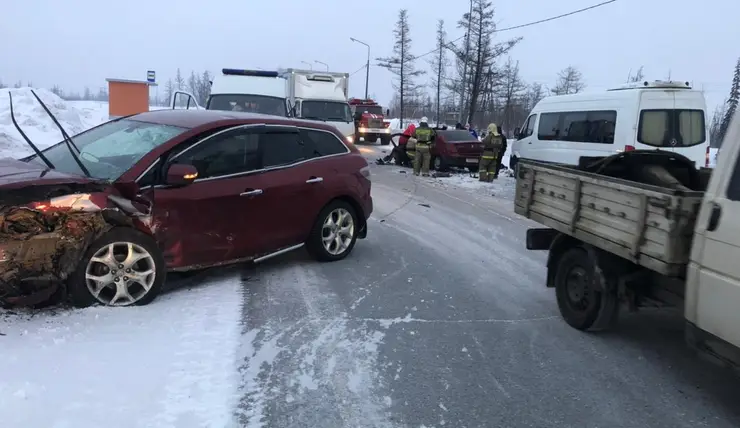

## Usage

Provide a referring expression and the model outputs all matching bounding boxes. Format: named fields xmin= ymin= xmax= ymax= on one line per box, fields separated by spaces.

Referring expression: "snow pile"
xmin=0 ymin=88 xmax=108 ymax=159
xmin=0 ymin=276 xmax=244 ymax=428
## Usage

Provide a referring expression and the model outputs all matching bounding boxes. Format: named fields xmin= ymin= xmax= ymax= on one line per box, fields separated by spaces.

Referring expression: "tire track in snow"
xmin=234 ymin=258 xmax=400 ymax=428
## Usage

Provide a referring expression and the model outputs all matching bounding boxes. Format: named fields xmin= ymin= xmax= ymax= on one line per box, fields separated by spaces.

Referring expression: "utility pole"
xmin=458 ymin=0 xmax=473 ymax=124
xmin=351 ymin=37 xmax=370 ymax=99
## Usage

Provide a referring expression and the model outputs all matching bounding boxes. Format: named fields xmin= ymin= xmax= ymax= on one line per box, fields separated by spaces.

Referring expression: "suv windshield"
xmin=24 ymin=119 xmax=187 ymax=181
xmin=354 ymin=105 xmax=383 ymax=116
xmin=302 ymin=101 xmax=352 ymax=122
xmin=637 ymin=109 xmax=706 ymax=147
xmin=208 ymin=94 xmax=287 ymax=117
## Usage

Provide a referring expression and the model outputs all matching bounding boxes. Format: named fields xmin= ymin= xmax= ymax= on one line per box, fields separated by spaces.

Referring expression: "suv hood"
xmin=0 ymin=157 xmax=95 ymax=190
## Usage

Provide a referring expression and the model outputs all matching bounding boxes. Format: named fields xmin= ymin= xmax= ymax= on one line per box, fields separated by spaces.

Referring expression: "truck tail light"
xmin=624 ymin=145 xmax=636 ymax=152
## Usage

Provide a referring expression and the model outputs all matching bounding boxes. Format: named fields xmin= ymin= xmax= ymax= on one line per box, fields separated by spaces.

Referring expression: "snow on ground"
xmin=0 ymin=87 xmax=167 ymax=159
xmin=0 ymin=94 xmax=245 ymax=427
xmin=0 ymin=277 xmax=245 ymax=428
xmin=0 ymin=88 xmax=105 ymax=158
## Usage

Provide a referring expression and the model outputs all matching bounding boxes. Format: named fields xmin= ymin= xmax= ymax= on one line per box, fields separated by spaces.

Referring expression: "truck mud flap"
xmin=526 ymin=228 xmax=557 ymax=250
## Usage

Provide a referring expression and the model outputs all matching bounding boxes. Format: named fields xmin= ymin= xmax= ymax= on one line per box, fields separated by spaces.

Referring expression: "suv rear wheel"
xmin=67 ymin=227 xmax=166 ymax=307
xmin=306 ymin=200 xmax=359 ymax=262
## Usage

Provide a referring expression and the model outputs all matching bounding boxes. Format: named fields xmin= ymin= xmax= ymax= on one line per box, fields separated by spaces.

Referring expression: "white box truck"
xmin=170 ymin=68 xmax=288 ymax=117
xmin=280 ymin=68 xmax=355 ymax=142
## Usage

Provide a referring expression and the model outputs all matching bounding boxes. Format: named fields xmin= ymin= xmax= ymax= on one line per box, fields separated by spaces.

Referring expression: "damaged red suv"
xmin=1 ymin=106 xmax=372 ymax=307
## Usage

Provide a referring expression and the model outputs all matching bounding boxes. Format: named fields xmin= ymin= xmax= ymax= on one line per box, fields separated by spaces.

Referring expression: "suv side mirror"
xmin=166 ymin=164 xmax=198 ymax=186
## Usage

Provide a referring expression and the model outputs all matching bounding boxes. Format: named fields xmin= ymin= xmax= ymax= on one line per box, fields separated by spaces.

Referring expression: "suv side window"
xmin=302 ymin=129 xmax=348 ymax=157
xmin=260 ymin=130 xmax=308 ymax=168
xmin=172 ymin=128 xmax=260 ymax=179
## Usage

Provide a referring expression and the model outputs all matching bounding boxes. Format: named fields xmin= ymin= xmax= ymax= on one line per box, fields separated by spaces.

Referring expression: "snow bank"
xmin=0 ymin=276 xmax=245 ymax=428
xmin=0 ymin=88 xmax=108 ymax=159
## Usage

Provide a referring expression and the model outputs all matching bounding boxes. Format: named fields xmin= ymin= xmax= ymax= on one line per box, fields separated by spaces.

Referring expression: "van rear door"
xmin=637 ymin=90 xmax=708 ymax=166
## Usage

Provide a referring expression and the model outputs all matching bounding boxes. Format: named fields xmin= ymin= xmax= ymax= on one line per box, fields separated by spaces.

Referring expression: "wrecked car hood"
xmin=0 ymin=157 xmax=95 ymax=189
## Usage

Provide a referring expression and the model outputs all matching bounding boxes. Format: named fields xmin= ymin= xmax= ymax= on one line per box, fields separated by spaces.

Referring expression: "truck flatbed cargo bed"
xmin=514 ymin=159 xmax=704 ymax=277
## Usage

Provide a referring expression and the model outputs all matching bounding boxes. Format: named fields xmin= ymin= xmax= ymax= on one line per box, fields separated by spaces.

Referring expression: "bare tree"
xmin=455 ymin=0 xmax=521 ymax=125
xmin=627 ymin=66 xmax=645 ymax=83
xmin=197 ymin=70 xmax=213 ymax=106
xmin=427 ymin=19 xmax=449 ymax=125
xmin=710 ymin=100 xmax=727 ymax=148
xmin=525 ymin=82 xmax=546 ymax=111
xmin=497 ymin=57 xmax=526 ymax=133
xmin=551 ymin=66 xmax=586 ymax=95
xmin=164 ymin=78 xmax=176 ymax=106
xmin=175 ymin=68 xmax=185 ymax=90
xmin=187 ymin=71 xmax=199 ymax=96
xmin=377 ymin=9 xmax=425 ymax=128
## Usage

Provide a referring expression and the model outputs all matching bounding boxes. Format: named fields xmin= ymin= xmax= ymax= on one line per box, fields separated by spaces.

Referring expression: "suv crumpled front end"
xmin=0 ymin=162 xmax=152 ymax=307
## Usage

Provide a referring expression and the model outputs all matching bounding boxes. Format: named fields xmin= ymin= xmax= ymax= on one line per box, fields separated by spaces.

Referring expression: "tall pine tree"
xmin=377 ymin=9 xmax=425 ymax=128
xmin=427 ymin=19 xmax=449 ymax=126
xmin=718 ymin=57 xmax=740 ymax=146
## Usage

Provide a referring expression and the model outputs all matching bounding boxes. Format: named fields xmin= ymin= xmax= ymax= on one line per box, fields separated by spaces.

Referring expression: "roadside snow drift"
xmin=0 ymin=87 xmax=107 ymax=159
xmin=0 ymin=277 xmax=245 ymax=428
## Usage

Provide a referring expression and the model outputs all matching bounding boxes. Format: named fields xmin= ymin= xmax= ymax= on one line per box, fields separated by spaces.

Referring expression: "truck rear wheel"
xmin=553 ymin=246 xmax=619 ymax=331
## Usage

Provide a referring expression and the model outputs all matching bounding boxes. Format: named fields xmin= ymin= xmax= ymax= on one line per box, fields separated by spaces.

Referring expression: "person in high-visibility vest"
xmin=478 ymin=123 xmax=503 ymax=182
xmin=411 ymin=117 xmax=436 ymax=176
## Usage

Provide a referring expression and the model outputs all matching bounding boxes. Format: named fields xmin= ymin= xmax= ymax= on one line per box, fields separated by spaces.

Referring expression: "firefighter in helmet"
xmin=479 ymin=123 xmax=503 ymax=182
xmin=411 ymin=117 xmax=435 ymax=176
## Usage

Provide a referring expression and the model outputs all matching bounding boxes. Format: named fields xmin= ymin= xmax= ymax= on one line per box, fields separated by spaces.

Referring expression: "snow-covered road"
xmin=1 ymin=95 xmax=739 ymax=427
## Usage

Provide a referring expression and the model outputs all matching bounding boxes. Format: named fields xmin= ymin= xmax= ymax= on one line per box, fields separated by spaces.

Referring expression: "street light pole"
xmin=300 ymin=61 xmax=313 ymax=70
xmin=314 ymin=60 xmax=329 ymax=71
xmin=350 ymin=37 xmax=370 ymax=99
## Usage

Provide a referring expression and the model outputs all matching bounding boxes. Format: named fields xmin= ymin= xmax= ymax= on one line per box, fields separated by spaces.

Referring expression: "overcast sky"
xmin=2 ymin=0 xmax=738 ymax=112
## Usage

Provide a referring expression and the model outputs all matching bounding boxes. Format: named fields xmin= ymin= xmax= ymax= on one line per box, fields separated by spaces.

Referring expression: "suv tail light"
xmin=624 ymin=145 xmax=636 ymax=152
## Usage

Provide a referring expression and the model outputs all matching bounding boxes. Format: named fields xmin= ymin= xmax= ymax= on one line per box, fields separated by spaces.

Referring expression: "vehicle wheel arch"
xmin=546 ymin=233 xmax=581 ymax=288
xmin=329 ymin=195 xmax=366 ymax=231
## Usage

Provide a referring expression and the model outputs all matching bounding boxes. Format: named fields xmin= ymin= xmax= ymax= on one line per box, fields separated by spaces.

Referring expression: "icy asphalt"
xmin=215 ymin=145 xmax=740 ymax=428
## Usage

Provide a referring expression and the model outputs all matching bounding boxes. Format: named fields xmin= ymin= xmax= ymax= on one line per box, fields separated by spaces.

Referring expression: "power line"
xmin=411 ymin=0 xmax=617 ymax=61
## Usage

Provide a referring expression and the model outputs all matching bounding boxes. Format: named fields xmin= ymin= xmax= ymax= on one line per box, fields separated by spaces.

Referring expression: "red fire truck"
xmin=349 ymin=98 xmax=391 ymax=145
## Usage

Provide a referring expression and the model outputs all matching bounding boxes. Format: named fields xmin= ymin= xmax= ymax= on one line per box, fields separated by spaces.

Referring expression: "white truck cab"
xmin=171 ymin=68 xmax=288 ymax=117
xmin=280 ymin=69 xmax=354 ymax=141
xmin=511 ymin=80 xmax=711 ymax=170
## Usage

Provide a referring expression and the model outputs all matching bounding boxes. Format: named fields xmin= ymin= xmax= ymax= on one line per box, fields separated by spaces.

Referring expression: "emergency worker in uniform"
xmin=381 ymin=123 xmax=415 ymax=166
xmin=411 ymin=117 xmax=435 ymax=176
xmin=494 ymin=124 xmax=507 ymax=179
xmin=478 ymin=123 xmax=503 ymax=182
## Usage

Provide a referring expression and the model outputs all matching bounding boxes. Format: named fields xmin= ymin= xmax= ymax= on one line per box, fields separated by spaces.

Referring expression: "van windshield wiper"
xmin=8 ymin=92 xmax=55 ymax=170
xmin=29 ymin=90 xmax=91 ymax=177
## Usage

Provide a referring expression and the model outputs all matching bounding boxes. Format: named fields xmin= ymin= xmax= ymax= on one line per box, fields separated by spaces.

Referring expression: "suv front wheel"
xmin=67 ymin=227 xmax=166 ymax=307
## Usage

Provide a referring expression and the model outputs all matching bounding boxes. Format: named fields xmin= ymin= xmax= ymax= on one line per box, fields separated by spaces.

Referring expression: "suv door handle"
xmin=707 ymin=202 xmax=722 ymax=232
xmin=306 ymin=177 xmax=324 ymax=184
xmin=240 ymin=189 xmax=263 ymax=197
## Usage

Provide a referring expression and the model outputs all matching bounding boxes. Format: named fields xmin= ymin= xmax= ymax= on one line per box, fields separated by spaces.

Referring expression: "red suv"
xmin=0 ymin=107 xmax=372 ymax=308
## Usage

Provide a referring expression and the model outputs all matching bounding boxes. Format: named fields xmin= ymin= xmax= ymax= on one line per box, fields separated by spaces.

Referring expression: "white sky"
xmin=2 ymin=0 xmax=738 ymax=111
